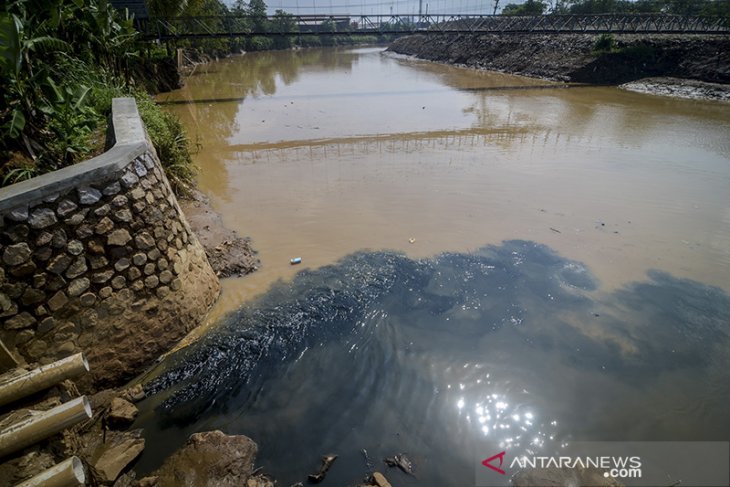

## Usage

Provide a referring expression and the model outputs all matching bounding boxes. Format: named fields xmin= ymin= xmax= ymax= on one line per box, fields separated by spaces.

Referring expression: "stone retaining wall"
xmin=0 ymin=98 xmax=220 ymax=388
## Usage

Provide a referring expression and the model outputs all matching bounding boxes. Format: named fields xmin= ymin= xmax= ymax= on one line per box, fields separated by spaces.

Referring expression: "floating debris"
xmin=290 ymin=257 xmax=302 ymax=265
xmin=308 ymin=454 xmax=337 ymax=483
xmin=384 ymin=453 xmax=415 ymax=477
xmin=408 ymin=238 xmax=416 ymax=244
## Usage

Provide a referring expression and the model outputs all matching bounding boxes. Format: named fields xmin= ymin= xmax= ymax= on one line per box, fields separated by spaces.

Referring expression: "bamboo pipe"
xmin=0 ymin=396 xmax=92 ymax=458
xmin=0 ymin=354 xmax=89 ymax=408
xmin=15 ymin=456 xmax=85 ymax=487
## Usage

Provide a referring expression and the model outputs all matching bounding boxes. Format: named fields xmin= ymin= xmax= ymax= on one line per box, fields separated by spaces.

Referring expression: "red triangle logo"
xmin=482 ymin=451 xmax=506 ymax=475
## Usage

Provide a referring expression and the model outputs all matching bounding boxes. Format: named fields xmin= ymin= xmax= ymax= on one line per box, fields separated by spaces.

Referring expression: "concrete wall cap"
xmin=0 ymin=97 xmax=148 ymax=212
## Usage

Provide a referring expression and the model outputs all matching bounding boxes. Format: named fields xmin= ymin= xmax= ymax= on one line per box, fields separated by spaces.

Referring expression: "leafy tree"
xmin=271 ymin=9 xmax=296 ymax=49
xmin=502 ymin=0 xmax=548 ymax=15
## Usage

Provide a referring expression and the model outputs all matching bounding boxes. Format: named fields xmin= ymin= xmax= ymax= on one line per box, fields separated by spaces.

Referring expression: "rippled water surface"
xmin=139 ymin=47 xmax=730 ymax=484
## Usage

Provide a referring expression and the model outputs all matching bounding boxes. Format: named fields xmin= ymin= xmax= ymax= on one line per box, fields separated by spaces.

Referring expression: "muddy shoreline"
xmin=388 ymin=33 xmax=730 ymax=101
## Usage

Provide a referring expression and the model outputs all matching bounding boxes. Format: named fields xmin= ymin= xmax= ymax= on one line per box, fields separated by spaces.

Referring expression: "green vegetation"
xmin=503 ymin=0 xmax=549 ymax=15
xmin=0 ymin=0 xmax=195 ymax=190
xmin=593 ymin=33 xmax=617 ymax=53
xmin=550 ymin=0 xmax=730 ymax=16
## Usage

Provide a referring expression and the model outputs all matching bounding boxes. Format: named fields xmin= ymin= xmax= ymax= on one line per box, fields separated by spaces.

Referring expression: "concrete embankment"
xmin=388 ymin=33 xmax=730 ymax=86
xmin=0 ymin=98 xmax=220 ymax=389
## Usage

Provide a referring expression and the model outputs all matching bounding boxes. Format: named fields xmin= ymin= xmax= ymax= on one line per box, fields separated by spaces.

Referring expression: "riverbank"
xmin=388 ymin=33 xmax=730 ymax=100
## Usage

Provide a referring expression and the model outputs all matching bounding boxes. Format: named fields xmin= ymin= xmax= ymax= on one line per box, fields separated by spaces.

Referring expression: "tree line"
xmin=500 ymin=0 xmax=730 ymax=17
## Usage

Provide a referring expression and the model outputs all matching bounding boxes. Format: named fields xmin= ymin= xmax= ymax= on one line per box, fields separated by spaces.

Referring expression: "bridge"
xmin=136 ymin=13 xmax=729 ymax=40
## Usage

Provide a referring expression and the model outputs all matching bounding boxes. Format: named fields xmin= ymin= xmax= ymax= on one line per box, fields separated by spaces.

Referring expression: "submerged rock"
xmin=107 ymin=397 xmax=138 ymax=428
xmin=93 ymin=429 xmax=145 ymax=484
xmin=148 ymin=430 xmax=258 ymax=487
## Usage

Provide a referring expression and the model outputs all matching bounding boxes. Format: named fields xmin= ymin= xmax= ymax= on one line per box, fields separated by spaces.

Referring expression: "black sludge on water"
xmin=144 ymin=251 xmax=409 ymax=422
xmin=137 ymin=240 xmax=730 ymax=486
xmin=145 ymin=241 xmax=593 ymax=420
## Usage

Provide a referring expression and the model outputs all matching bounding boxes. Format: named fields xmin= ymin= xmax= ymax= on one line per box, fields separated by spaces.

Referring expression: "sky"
xmin=234 ymin=0 xmax=505 ymax=16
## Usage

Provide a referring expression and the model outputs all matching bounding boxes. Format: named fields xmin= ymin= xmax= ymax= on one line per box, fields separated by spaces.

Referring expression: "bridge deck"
xmin=137 ymin=14 xmax=729 ymax=40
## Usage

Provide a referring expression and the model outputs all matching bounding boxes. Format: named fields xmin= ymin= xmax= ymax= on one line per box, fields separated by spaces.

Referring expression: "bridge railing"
xmin=136 ymin=13 xmax=729 ymax=40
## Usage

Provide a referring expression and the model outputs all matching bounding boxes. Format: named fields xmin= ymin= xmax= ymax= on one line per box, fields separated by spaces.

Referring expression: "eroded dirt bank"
xmin=388 ymin=33 xmax=729 ymax=97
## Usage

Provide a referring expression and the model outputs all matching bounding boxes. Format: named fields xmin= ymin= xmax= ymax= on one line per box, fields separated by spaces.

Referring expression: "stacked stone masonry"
xmin=0 ymin=98 xmax=220 ymax=388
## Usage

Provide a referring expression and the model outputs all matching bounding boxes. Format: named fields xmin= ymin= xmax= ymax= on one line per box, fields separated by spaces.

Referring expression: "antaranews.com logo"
xmin=482 ymin=450 xmax=642 ymax=479
xmin=475 ymin=441 xmax=729 ymax=487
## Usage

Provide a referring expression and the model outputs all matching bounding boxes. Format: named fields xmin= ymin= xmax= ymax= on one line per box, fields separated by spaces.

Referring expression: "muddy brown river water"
xmin=158 ymin=47 xmax=730 ymax=321
xmin=138 ymin=47 xmax=730 ymax=485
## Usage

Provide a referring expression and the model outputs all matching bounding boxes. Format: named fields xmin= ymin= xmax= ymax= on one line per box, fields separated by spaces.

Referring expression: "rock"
xmin=51 ymin=229 xmax=68 ymax=248
xmin=137 ymin=477 xmax=158 ymax=487
xmin=80 ymin=292 xmax=97 ymax=307
xmin=48 ymin=254 xmax=73 ymax=275
xmin=65 ymin=212 xmax=86 ymax=226
xmin=90 ymin=255 xmax=109 ymax=270
xmin=121 ymin=384 xmax=145 ymax=403
xmin=108 ymin=229 xmax=132 ymax=246
xmin=128 ymin=267 xmax=142 ymax=281
xmin=308 ymin=455 xmax=337 ymax=484
xmin=121 ymin=171 xmax=139 ymax=188
xmin=36 ymin=231 xmax=53 ymax=246
xmin=96 ymin=217 xmax=115 ymax=235
xmin=115 ymin=258 xmax=131 ymax=272
xmin=134 ymin=159 xmax=148 ymax=177
xmin=246 ymin=476 xmax=275 ymax=487
xmin=111 ymin=276 xmax=127 ymax=290
xmin=5 ymin=312 xmax=36 ymax=329
xmin=135 ymin=232 xmax=155 ymax=250
xmin=150 ymin=431 xmax=258 ymax=487
xmin=8 ymin=206 xmax=29 ymax=222
xmin=144 ymin=275 xmax=159 ymax=289
xmin=28 ymin=208 xmax=58 ymax=229
xmin=132 ymin=253 xmax=147 ymax=266
xmin=78 ymin=186 xmax=102 ymax=205
xmin=76 ymin=224 xmax=94 ymax=239
xmin=95 ymin=204 xmax=111 ymax=217
xmin=108 ymin=397 xmax=139 ymax=428
xmin=93 ymin=270 xmax=115 ymax=284
xmin=65 ymin=257 xmax=88 ymax=279
xmin=47 ymin=291 xmax=69 ymax=312
xmin=67 ymin=278 xmax=90 ymax=297
xmin=94 ymin=430 xmax=145 ymax=483
xmin=159 ymin=270 xmax=173 ymax=284
xmin=131 ymin=187 xmax=146 ymax=201
xmin=67 ymin=240 xmax=84 ymax=255
xmin=56 ymin=199 xmax=78 ymax=217
xmin=33 ymin=246 xmax=53 ymax=261
xmin=114 ymin=209 xmax=133 ymax=222
xmin=112 ymin=195 xmax=129 ymax=207
xmin=104 ymin=181 xmax=122 ymax=196
xmin=133 ymin=201 xmax=146 ymax=213
xmin=372 ymin=472 xmax=392 ymax=487
xmin=88 ymin=239 xmax=105 ymax=254
xmin=21 ymin=288 xmax=45 ymax=306
xmin=3 ymin=243 xmax=32 ymax=266
xmin=25 ymin=338 xmax=48 ymax=359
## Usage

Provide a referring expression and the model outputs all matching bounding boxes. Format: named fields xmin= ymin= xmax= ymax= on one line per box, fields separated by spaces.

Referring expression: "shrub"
xmin=593 ymin=33 xmax=617 ymax=53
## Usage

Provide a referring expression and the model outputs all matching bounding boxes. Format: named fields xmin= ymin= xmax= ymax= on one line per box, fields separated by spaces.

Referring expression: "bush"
xmin=593 ymin=33 xmax=617 ymax=53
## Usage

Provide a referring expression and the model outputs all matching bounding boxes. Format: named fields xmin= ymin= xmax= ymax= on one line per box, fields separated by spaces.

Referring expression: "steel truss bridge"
xmin=137 ymin=13 xmax=729 ymax=40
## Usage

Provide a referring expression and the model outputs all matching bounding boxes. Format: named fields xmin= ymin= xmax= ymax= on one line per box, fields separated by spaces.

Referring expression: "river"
xmin=134 ymin=47 xmax=730 ymax=485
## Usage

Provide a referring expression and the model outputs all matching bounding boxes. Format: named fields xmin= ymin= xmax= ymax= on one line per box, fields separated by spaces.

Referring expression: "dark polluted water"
xmin=134 ymin=240 xmax=730 ymax=486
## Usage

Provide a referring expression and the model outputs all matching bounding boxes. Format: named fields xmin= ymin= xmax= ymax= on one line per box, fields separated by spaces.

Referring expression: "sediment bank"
xmin=388 ymin=33 xmax=730 ymax=98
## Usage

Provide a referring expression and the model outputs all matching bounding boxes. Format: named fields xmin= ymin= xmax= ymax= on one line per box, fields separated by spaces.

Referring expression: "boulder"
xmin=150 ymin=430 xmax=258 ymax=487
xmin=93 ymin=430 xmax=145 ymax=484
xmin=108 ymin=397 xmax=139 ymax=428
